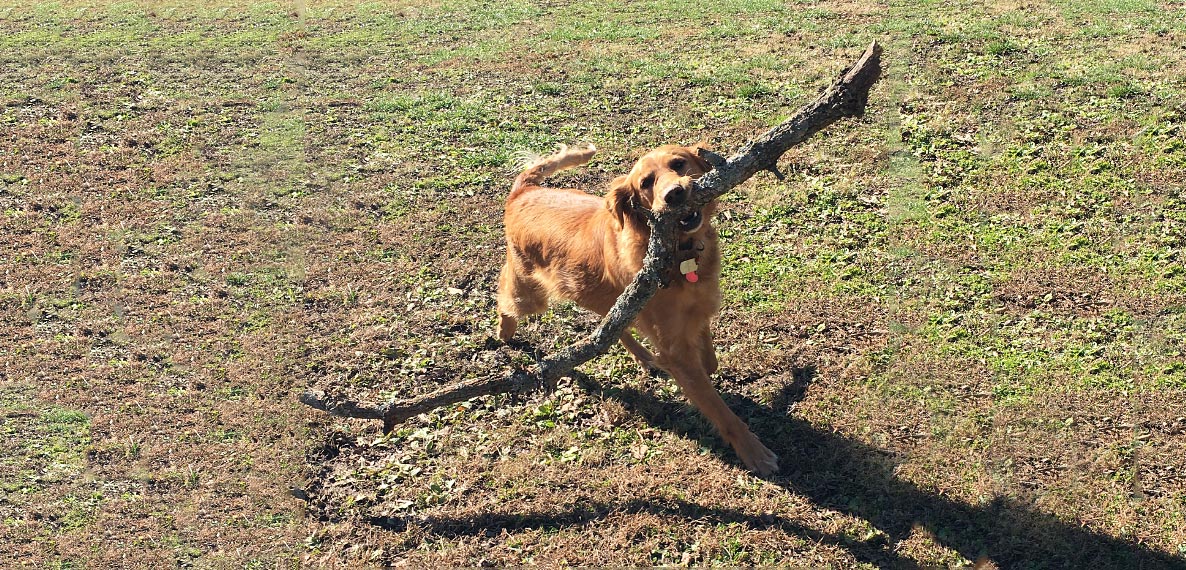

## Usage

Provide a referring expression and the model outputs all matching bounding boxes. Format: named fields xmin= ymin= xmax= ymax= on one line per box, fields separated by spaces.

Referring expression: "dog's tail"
xmin=509 ymin=143 xmax=597 ymax=198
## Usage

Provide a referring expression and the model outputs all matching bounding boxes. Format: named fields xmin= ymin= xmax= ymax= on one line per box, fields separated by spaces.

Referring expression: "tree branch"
xmin=300 ymin=41 xmax=883 ymax=432
xmin=687 ymin=41 xmax=882 ymax=210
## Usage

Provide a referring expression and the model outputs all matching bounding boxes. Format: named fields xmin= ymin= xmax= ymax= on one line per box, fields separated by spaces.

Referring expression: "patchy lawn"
xmin=1 ymin=0 xmax=1184 ymax=567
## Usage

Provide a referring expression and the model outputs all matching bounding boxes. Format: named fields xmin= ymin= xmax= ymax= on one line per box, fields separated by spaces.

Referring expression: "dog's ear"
xmin=605 ymin=175 xmax=636 ymax=227
xmin=691 ymin=140 xmax=724 ymax=172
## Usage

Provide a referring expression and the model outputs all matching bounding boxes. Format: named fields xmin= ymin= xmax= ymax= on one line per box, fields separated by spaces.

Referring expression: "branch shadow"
xmin=366 ymin=369 xmax=1185 ymax=569
xmin=580 ymin=371 xmax=1185 ymax=570
xmin=370 ymin=493 xmax=914 ymax=568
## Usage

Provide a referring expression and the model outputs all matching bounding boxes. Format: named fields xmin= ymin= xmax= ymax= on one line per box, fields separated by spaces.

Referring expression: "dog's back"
xmin=501 ymin=144 xmax=625 ymax=315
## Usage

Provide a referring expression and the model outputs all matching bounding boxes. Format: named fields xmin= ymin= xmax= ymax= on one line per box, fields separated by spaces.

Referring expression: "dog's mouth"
xmin=678 ymin=209 xmax=703 ymax=233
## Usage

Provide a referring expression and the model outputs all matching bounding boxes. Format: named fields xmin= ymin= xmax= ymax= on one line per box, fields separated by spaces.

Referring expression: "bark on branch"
xmin=300 ymin=41 xmax=883 ymax=431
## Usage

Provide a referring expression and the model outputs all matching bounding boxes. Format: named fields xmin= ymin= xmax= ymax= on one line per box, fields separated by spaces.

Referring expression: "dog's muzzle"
xmin=678 ymin=209 xmax=703 ymax=233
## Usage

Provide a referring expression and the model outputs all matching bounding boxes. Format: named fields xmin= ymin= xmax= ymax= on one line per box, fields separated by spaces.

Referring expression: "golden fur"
xmin=496 ymin=143 xmax=779 ymax=475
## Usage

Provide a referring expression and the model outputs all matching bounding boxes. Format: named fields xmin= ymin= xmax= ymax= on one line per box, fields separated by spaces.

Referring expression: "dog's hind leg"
xmin=496 ymin=260 xmax=547 ymax=342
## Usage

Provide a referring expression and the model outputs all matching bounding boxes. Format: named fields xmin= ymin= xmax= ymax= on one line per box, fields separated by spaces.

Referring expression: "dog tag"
xmin=680 ymin=258 xmax=699 ymax=282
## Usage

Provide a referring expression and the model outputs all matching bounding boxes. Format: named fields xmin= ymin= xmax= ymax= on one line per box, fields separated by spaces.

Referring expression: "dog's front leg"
xmin=665 ymin=359 xmax=779 ymax=476
xmin=620 ymin=330 xmax=660 ymax=373
xmin=697 ymin=324 xmax=718 ymax=375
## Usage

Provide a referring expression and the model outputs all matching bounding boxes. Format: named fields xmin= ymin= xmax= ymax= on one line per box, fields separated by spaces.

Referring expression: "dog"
xmin=496 ymin=142 xmax=779 ymax=476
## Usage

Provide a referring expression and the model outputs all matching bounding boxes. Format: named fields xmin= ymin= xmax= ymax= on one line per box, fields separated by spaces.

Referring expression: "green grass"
xmin=0 ymin=387 xmax=95 ymax=559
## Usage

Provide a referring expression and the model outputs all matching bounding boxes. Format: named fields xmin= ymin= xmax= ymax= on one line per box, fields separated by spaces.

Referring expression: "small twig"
xmin=301 ymin=371 xmax=536 ymax=433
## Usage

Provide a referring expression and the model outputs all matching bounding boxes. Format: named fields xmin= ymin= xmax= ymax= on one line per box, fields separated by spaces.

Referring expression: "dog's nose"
xmin=663 ymin=185 xmax=687 ymax=206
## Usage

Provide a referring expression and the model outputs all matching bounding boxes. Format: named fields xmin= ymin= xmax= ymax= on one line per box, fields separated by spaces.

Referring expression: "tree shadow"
xmin=367 ymin=368 xmax=1185 ymax=569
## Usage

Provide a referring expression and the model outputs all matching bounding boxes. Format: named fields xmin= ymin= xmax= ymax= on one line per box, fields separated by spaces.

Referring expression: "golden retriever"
xmin=496 ymin=143 xmax=779 ymax=476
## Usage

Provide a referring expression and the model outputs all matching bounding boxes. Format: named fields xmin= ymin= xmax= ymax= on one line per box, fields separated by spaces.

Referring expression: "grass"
xmin=2 ymin=0 xmax=1185 ymax=567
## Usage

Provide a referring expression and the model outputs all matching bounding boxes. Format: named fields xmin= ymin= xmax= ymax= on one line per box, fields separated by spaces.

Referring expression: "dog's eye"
xmin=669 ymin=158 xmax=686 ymax=171
xmin=640 ymin=174 xmax=655 ymax=189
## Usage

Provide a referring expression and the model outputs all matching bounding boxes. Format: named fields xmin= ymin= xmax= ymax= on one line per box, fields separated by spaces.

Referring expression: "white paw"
xmin=738 ymin=437 xmax=779 ymax=476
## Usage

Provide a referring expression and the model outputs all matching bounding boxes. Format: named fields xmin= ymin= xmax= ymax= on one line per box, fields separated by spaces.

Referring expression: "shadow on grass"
xmin=371 ymin=370 xmax=1186 ymax=569
xmin=371 ymin=490 xmax=913 ymax=568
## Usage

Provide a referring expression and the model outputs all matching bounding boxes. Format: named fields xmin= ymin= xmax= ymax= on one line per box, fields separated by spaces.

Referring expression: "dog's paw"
xmin=497 ymin=314 xmax=517 ymax=342
xmin=737 ymin=436 xmax=780 ymax=477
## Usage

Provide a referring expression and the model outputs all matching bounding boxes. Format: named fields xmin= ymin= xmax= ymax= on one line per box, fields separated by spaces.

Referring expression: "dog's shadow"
xmin=374 ymin=368 xmax=1184 ymax=569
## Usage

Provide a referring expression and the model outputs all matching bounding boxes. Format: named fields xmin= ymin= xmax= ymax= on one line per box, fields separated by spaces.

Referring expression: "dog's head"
xmin=606 ymin=143 xmax=715 ymax=233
